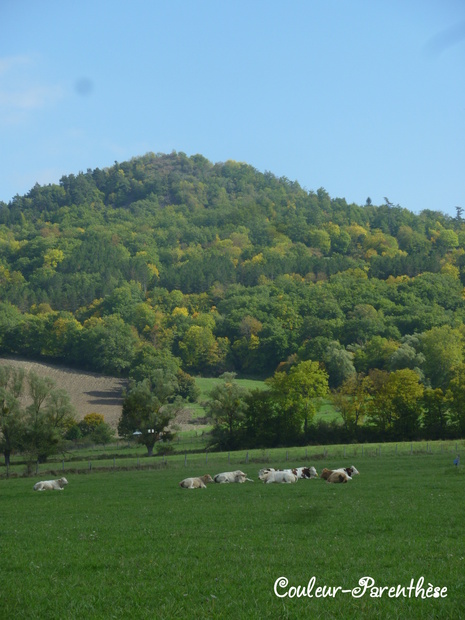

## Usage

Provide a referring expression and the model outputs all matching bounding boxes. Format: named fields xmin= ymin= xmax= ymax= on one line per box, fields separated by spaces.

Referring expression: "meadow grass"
xmin=184 ymin=376 xmax=269 ymax=421
xmin=1 ymin=448 xmax=464 ymax=619
xmin=186 ymin=376 xmax=338 ymax=426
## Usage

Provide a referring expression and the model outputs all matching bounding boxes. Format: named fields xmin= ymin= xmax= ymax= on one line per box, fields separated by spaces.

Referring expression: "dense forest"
xmin=1 ymin=151 xmax=465 ymax=445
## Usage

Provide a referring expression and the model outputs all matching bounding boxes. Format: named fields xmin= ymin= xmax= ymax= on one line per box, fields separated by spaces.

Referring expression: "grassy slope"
xmin=1 ymin=447 xmax=464 ymax=619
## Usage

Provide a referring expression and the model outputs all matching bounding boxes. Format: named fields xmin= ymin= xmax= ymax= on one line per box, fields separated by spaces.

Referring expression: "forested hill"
xmin=0 ymin=151 xmax=464 ymax=388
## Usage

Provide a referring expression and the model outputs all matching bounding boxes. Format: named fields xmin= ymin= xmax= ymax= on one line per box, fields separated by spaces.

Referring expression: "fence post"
xmin=62 ymin=460 xmax=65 ymax=471
xmin=113 ymin=457 xmax=116 ymax=469
xmin=286 ymin=451 xmax=288 ymax=461
xmin=184 ymin=453 xmax=187 ymax=467
xmin=411 ymin=443 xmax=413 ymax=454
xmin=246 ymin=451 xmax=249 ymax=464
xmin=228 ymin=452 xmax=230 ymax=464
xmin=305 ymin=448 xmax=308 ymax=459
xmin=36 ymin=461 xmax=39 ymax=475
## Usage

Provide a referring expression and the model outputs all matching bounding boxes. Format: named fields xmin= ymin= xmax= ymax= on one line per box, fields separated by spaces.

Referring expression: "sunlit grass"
xmin=1 ymin=449 xmax=464 ymax=619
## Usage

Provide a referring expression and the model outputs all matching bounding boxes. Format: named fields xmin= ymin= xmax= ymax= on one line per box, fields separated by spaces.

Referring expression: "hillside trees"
xmin=0 ymin=150 xmax=465 ymax=425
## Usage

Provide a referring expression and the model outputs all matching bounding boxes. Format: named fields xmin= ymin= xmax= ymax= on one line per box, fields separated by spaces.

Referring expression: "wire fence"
xmin=2 ymin=439 xmax=463 ymax=479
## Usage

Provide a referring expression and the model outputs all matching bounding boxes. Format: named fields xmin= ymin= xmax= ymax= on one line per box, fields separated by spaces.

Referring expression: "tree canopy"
xmin=1 ymin=151 xmax=465 ymax=443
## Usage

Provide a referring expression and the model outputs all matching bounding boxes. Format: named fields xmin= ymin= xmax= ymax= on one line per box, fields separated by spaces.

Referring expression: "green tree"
xmin=446 ymin=364 xmax=465 ymax=436
xmin=90 ymin=422 xmax=115 ymax=446
xmin=206 ymin=373 xmax=249 ymax=450
xmin=22 ymin=371 xmax=76 ymax=464
xmin=266 ymin=360 xmax=329 ymax=441
xmin=118 ymin=371 xmax=180 ymax=456
xmin=79 ymin=315 xmax=139 ymax=376
xmin=0 ymin=365 xmax=26 ymax=466
xmin=331 ymin=372 xmax=372 ymax=434
xmin=322 ymin=341 xmax=355 ymax=388
xmin=367 ymin=369 xmax=423 ymax=439
xmin=422 ymin=388 xmax=450 ymax=440
xmin=242 ymin=389 xmax=281 ymax=448
xmin=420 ymin=326 xmax=463 ymax=390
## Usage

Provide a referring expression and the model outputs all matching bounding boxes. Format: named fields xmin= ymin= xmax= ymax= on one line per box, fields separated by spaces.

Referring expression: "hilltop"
xmin=0 ymin=151 xmax=464 ymax=390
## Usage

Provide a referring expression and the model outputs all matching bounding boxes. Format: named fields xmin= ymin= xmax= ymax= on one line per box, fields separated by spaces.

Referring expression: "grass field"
xmin=184 ymin=376 xmax=269 ymax=421
xmin=1 ymin=445 xmax=464 ymax=619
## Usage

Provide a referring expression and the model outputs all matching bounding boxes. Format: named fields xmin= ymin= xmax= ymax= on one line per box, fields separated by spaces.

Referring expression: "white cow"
xmin=214 ymin=470 xmax=253 ymax=483
xmin=260 ymin=471 xmax=298 ymax=484
xmin=179 ymin=474 xmax=214 ymax=489
xmin=33 ymin=477 xmax=68 ymax=491
xmin=258 ymin=466 xmax=317 ymax=480
xmin=333 ymin=465 xmax=359 ymax=479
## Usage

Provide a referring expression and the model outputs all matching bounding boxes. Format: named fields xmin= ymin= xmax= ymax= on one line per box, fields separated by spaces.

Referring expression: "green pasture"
xmin=1 ymin=445 xmax=464 ymax=619
xmin=186 ymin=377 xmax=338 ymax=426
xmin=185 ymin=376 xmax=269 ymax=420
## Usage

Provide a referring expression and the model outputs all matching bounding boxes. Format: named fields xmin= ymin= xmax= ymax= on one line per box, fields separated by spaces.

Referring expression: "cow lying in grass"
xmin=33 ymin=477 xmax=68 ymax=491
xmin=179 ymin=474 xmax=214 ymax=489
xmin=320 ymin=468 xmax=349 ymax=483
xmin=333 ymin=465 xmax=359 ymax=479
xmin=259 ymin=470 xmax=298 ymax=484
xmin=258 ymin=466 xmax=318 ymax=480
xmin=214 ymin=470 xmax=254 ymax=483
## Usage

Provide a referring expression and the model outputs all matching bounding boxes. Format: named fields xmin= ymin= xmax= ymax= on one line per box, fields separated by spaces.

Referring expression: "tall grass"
xmin=1 ymin=447 xmax=464 ymax=619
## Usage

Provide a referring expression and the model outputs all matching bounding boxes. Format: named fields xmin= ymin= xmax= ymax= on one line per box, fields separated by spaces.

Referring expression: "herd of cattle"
xmin=31 ymin=465 xmax=359 ymax=491
xmin=178 ymin=465 xmax=359 ymax=488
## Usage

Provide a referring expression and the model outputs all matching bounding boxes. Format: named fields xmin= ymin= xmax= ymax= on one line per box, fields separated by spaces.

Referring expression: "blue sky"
xmin=1 ymin=0 xmax=464 ymax=216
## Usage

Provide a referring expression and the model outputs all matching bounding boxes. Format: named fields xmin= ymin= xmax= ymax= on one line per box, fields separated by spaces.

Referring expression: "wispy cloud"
xmin=0 ymin=54 xmax=32 ymax=75
xmin=0 ymin=84 xmax=63 ymax=110
xmin=0 ymin=54 xmax=64 ymax=119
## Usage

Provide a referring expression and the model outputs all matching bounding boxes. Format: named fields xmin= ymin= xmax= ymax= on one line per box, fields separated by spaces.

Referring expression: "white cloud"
xmin=0 ymin=54 xmax=32 ymax=75
xmin=0 ymin=54 xmax=64 ymax=118
xmin=0 ymin=84 xmax=64 ymax=110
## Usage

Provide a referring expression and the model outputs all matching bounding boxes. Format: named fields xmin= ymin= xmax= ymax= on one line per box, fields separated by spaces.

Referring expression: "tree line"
xmin=117 ymin=361 xmax=465 ymax=458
